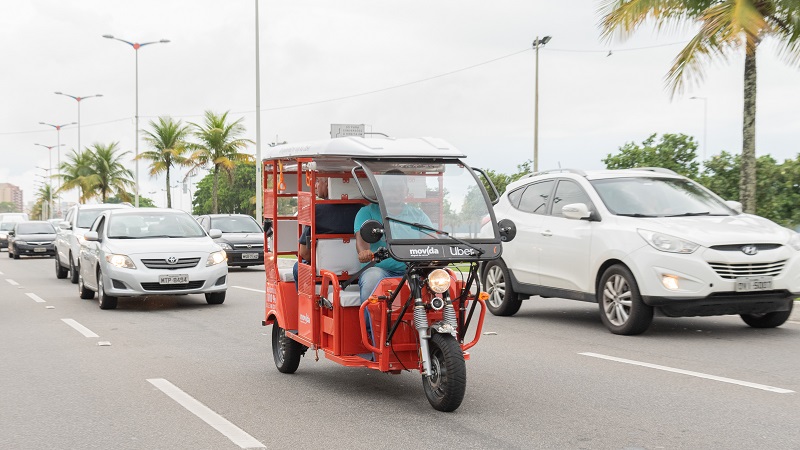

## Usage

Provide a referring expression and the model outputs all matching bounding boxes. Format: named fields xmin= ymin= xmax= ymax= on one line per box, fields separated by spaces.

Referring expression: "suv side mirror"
xmin=562 ymin=203 xmax=592 ymax=220
xmin=84 ymin=231 xmax=99 ymax=242
xmin=59 ymin=221 xmax=71 ymax=230
xmin=208 ymin=229 xmax=223 ymax=239
xmin=359 ymin=220 xmax=384 ymax=244
xmin=725 ymin=200 xmax=743 ymax=213
xmin=497 ymin=219 xmax=516 ymax=242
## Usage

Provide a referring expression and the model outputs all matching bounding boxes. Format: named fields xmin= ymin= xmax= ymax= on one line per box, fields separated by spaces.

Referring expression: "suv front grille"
xmin=708 ymin=260 xmax=786 ymax=279
xmin=141 ymin=257 xmax=201 ymax=269
xmin=141 ymin=280 xmax=205 ymax=291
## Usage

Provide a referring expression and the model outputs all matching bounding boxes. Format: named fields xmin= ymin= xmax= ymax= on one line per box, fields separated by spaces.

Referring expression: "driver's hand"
xmin=358 ymin=249 xmax=374 ymax=263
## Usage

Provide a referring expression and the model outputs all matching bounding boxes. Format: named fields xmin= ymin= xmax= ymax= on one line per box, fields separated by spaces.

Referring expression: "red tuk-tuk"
xmin=261 ymin=136 xmax=514 ymax=412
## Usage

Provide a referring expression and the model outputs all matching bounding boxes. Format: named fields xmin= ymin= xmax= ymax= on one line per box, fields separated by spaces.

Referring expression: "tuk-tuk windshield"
xmin=360 ymin=160 xmax=498 ymax=242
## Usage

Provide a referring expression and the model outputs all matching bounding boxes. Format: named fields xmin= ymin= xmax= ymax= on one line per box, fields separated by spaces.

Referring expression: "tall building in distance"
xmin=0 ymin=183 xmax=24 ymax=212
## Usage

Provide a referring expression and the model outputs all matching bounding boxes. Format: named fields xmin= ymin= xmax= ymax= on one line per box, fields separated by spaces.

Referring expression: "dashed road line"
xmin=6 ymin=279 xmax=19 ymax=286
xmin=147 ymin=378 xmax=265 ymax=449
xmin=25 ymin=293 xmax=46 ymax=303
xmin=61 ymin=319 xmax=99 ymax=338
xmin=232 ymin=286 xmax=265 ymax=293
xmin=580 ymin=352 xmax=794 ymax=394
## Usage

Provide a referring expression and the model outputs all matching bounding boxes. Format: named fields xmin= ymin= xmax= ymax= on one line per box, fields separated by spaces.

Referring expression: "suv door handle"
xmin=541 ymin=230 xmax=553 ymax=237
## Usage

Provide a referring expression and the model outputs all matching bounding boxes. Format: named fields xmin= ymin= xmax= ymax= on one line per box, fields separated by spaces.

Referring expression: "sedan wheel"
xmin=55 ymin=256 xmax=69 ymax=279
xmin=78 ymin=265 xmax=95 ymax=300
xmin=97 ymin=270 xmax=118 ymax=310
xmin=598 ymin=264 xmax=652 ymax=335
xmin=69 ymin=253 xmax=79 ymax=284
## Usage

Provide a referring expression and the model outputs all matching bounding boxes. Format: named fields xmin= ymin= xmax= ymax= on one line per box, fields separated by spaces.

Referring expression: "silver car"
xmin=77 ymin=208 xmax=228 ymax=310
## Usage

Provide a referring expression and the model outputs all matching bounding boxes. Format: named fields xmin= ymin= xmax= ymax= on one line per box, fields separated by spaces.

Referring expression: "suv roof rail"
xmin=523 ymin=168 xmax=587 ymax=179
xmin=628 ymin=167 xmax=678 ymax=175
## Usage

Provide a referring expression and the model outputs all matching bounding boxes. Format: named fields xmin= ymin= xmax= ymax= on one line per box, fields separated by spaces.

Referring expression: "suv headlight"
xmin=637 ymin=229 xmax=699 ymax=254
xmin=15 ymin=240 xmax=27 ymax=245
xmin=105 ymin=254 xmax=136 ymax=269
xmin=788 ymin=233 xmax=800 ymax=251
xmin=218 ymin=242 xmax=233 ymax=250
xmin=207 ymin=250 xmax=227 ymax=266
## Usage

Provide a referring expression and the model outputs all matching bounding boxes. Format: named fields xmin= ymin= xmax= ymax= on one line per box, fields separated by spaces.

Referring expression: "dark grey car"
xmin=7 ymin=221 xmax=57 ymax=259
xmin=196 ymin=214 xmax=265 ymax=267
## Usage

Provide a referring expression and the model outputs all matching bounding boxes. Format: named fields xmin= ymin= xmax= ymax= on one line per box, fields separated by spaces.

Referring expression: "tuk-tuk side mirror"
xmin=472 ymin=167 xmax=501 ymax=205
xmin=497 ymin=219 xmax=516 ymax=242
xmin=359 ymin=220 xmax=384 ymax=244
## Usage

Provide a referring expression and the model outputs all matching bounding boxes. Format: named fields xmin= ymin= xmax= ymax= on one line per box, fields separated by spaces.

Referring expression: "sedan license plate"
xmin=159 ymin=274 xmax=189 ymax=285
xmin=34 ymin=247 xmax=47 ymax=253
xmin=241 ymin=253 xmax=259 ymax=260
xmin=735 ymin=276 xmax=772 ymax=292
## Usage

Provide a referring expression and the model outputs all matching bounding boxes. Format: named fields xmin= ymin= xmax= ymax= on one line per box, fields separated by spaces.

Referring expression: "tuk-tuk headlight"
xmin=427 ymin=269 xmax=451 ymax=294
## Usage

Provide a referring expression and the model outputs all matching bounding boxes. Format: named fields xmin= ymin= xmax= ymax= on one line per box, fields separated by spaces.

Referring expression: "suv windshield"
xmin=360 ymin=160 xmax=498 ymax=242
xmin=591 ymin=177 xmax=734 ymax=217
xmin=17 ymin=223 xmax=56 ymax=234
xmin=77 ymin=208 xmax=118 ymax=229
xmin=210 ymin=216 xmax=262 ymax=233
xmin=107 ymin=212 xmax=207 ymax=239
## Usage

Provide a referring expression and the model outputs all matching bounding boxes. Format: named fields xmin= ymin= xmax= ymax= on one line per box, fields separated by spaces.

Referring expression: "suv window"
xmin=516 ymin=180 xmax=554 ymax=215
xmin=551 ymin=180 xmax=593 ymax=218
xmin=77 ymin=208 xmax=111 ymax=229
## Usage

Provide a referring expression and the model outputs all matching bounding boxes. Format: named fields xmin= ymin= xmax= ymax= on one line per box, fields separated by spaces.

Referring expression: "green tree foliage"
xmin=58 ymin=149 xmax=96 ymax=203
xmin=600 ymin=0 xmax=800 ymax=214
xmin=30 ymin=184 xmax=54 ymax=220
xmin=602 ymin=133 xmax=700 ymax=178
xmin=137 ymin=116 xmax=191 ymax=208
xmin=0 ymin=202 xmax=18 ymax=213
xmin=192 ymin=161 xmax=257 ymax=216
xmin=481 ymin=160 xmax=534 ymax=196
xmin=106 ymin=195 xmax=156 ymax=208
xmin=58 ymin=143 xmax=134 ymax=204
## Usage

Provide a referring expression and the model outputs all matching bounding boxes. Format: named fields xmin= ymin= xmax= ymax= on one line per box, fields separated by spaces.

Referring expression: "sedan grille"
xmin=708 ymin=260 xmax=786 ymax=279
xmin=141 ymin=280 xmax=205 ymax=291
xmin=233 ymin=243 xmax=264 ymax=249
xmin=27 ymin=241 xmax=53 ymax=246
xmin=141 ymin=257 xmax=201 ymax=269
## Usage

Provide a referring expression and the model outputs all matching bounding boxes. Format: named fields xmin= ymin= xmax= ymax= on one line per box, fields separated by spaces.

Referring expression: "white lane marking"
xmin=580 ymin=352 xmax=794 ymax=394
xmin=147 ymin=378 xmax=265 ymax=449
xmin=25 ymin=293 xmax=46 ymax=303
xmin=232 ymin=286 xmax=265 ymax=293
xmin=6 ymin=279 xmax=19 ymax=286
xmin=61 ymin=319 xmax=100 ymax=338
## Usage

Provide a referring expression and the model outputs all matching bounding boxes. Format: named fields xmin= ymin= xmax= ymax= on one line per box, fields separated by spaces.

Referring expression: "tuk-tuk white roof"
xmin=263 ymin=137 xmax=466 ymax=160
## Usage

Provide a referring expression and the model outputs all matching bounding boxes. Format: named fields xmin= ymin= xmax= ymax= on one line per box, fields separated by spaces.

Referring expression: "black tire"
xmin=78 ymin=264 xmax=95 ymax=300
xmin=272 ymin=323 xmax=304 ymax=374
xmin=482 ymin=259 xmax=522 ymax=316
xmin=69 ymin=253 xmax=79 ymax=284
xmin=741 ymin=301 xmax=793 ymax=328
xmin=205 ymin=292 xmax=226 ymax=305
xmin=7 ymin=248 xmax=12 ymax=258
xmin=55 ymin=256 xmax=68 ymax=279
xmin=97 ymin=269 xmax=118 ymax=310
xmin=12 ymin=246 xmax=20 ymax=259
xmin=597 ymin=264 xmax=652 ymax=335
xmin=422 ymin=333 xmax=467 ymax=412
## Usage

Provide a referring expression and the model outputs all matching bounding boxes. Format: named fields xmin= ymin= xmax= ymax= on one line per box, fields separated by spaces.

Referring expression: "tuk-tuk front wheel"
xmin=272 ymin=324 xmax=305 ymax=374
xmin=422 ymin=333 xmax=466 ymax=412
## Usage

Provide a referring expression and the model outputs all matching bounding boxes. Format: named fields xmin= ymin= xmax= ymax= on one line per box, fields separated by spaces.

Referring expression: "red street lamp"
xmin=54 ymin=92 xmax=103 ymax=154
xmin=102 ymin=34 xmax=171 ymax=208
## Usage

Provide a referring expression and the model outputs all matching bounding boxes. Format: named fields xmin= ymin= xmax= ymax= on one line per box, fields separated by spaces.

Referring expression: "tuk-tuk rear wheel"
xmin=422 ymin=333 xmax=466 ymax=412
xmin=272 ymin=324 xmax=304 ymax=374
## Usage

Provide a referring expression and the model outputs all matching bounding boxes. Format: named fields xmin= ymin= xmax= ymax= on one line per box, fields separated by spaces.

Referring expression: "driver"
xmin=354 ymin=169 xmax=433 ymax=307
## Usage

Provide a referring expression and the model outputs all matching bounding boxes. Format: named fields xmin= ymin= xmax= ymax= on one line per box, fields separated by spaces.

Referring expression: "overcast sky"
xmin=2 ymin=0 xmax=798 ymax=212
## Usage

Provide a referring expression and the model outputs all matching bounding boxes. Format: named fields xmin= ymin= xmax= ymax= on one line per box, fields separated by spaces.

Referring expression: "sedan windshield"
xmin=591 ymin=177 xmax=734 ymax=217
xmin=16 ymin=223 xmax=56 ymax=234
xmin=107 ymin=213 xmax=207 ymax=239
xmin=0 ymin=222 xmax=15 ymax=231
xmin=210 ymin=216 xmax=262 ymax=233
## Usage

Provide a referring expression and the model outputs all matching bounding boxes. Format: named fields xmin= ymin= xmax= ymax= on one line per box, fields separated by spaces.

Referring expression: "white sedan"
xmin=78 ymin=208 xmax=228 ymax=310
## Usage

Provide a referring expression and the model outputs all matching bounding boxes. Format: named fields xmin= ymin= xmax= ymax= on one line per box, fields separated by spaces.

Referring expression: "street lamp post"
xmin=34 ymin=143 xmax=63 ymax=218
xmin=690 ymin=96 xmax=708 ymax=160
xmin=103 ymin=34 xmax=171 ymax=208
xmin=54 ymin=92 xmax=103 ymax=155
xmin=254 ymin=0 xmax=264 ymax=223
xmin=39 ymin=123 xmax=75 ymax=214
xmin=532 ymin=35 xmax=551 ymax=173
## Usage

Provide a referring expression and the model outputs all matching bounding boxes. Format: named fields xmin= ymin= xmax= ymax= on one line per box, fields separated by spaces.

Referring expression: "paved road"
xmin=1 ymin=253 xmax=799 ymax=449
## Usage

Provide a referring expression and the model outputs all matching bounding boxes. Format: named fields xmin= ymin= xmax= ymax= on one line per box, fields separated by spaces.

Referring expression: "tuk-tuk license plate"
xmin=33 ymin=247 xmax=47 ymax=252
xmin=159 ymin=274 xmax=189 ymax=285
xmin=241 ymin=253 xmax=259 ymax=260
xmin=735 ymin=276 xmax=772 ymax=292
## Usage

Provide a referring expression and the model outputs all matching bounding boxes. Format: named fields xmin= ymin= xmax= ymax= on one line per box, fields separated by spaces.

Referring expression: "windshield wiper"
xmin=616 ymin=213 xmax=658 ymax=217
xmin=384 ymin=216 xmax=484 ymax=255
xmin=664 ymin=211 xmax=711 ymax=217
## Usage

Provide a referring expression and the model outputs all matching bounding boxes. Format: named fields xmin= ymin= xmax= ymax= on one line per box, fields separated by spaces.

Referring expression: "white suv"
xmin=484 ymin=168 xmax=799 ymax=335
xmin=55 ymin=203 xmax=133 ymax=283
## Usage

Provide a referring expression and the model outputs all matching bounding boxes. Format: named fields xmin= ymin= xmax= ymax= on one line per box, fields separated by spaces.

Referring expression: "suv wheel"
xmin=69 ymin=253 xmax=79 ymax=284
xmin=740 ymin=301 xmax=792 ymax=328
xmin=483 ymin=259 xmax=522 ymax=316
xmin=598 ymin=264 xmax=652 ymax=335
xmin=55 ymin=256 xmax=68 ymax=279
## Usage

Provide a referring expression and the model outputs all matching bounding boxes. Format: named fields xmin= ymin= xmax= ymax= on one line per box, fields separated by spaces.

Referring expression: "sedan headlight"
xmin=788 ymin=232 xmax=800 ymax=251
xmin=218 ymin=242 xmax=233 ymax=250
xmin=105 ymin=254 xmax=136 ymax=269
xmin=637 ymin=229 xmax=699 ymax=254
xmin=14 ymin=240 xmax=27 ymax=245
xmin=207 ymin=250 xmax=227 ymax=266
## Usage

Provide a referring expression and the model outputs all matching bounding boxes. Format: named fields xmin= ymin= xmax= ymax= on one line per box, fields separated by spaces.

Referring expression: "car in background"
xmin=195 ymin=214 xmax=265 ymax=267
xmin=54 ymin=203 xmax=133 ymax=282
xmin=7 ymin=221 xmax=57 ymax=259
xmin=484 ymin=168 xmax=799 ymax=335
xmin=0 ymin=213 xmax=29 ymax=223
xmin=77 ymin=208 xmax=228 ymax=309
xmin=0 ymin=222 xmax=16 ymax=249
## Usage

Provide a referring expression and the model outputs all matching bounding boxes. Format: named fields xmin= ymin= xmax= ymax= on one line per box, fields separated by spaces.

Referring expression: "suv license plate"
xmin=242 ymin=253 xmax=259 ymax=260
xmin=735 ymin=276 xmax=773 ymax=292
xmin=159 ymin=274 xmax=189 ymax=285
xmin=34 ymin=247 xmax=47 ymax=252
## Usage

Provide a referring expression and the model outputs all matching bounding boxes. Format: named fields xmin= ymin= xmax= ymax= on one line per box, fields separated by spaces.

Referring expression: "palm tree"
xmin=137 ymin=116 xmax=191 ymax=208
xmin=58 ymin=149 xmax=96 ymax=204
xmin=31 ymin=184 xmax=54 ymax=220
xmin=599 ymin=0 xmax=800 ymax=213
xmin=187 ymin=110 xmax=254 ymax=213
xmin=84 ymin=142 xmax=135 ymax=203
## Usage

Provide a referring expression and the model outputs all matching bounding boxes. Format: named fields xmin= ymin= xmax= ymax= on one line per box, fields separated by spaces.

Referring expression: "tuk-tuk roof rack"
xmin=263 ymin=136 xmax=466 ymax=160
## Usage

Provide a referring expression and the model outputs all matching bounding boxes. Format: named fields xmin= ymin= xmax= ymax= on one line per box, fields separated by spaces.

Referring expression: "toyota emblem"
xmin=741 ymin=245 xmax=758 ymax=256
xmin=167 ymin=256 xmax=178 ymax=264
